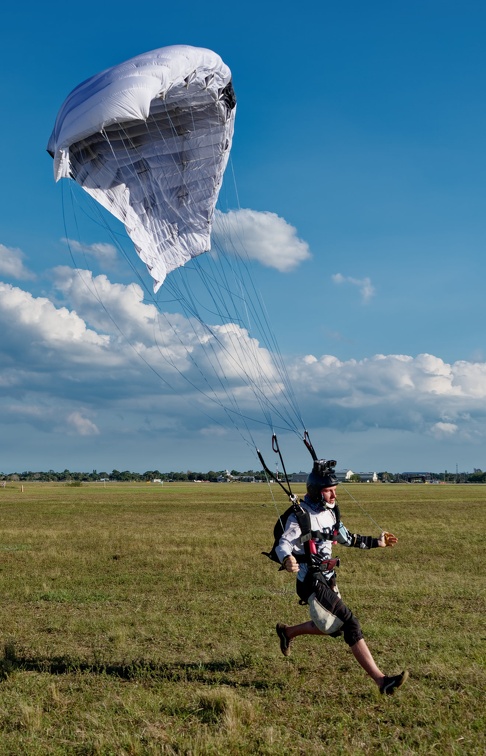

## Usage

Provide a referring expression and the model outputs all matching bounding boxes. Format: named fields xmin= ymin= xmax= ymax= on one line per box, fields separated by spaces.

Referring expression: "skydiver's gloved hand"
xmin=378 ymin=532 xmax=398 ymax=547
xmin=282 ymin=554 xmax=299 ymax=573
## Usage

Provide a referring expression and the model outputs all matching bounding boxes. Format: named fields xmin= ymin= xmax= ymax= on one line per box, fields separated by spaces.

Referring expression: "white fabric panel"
xmin=48 ymin=45 xmax=236 ymax=291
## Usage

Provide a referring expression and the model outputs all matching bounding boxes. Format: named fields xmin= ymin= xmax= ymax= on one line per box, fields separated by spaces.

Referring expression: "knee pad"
xmin=342 ymin=614 xmax=363 ymax=647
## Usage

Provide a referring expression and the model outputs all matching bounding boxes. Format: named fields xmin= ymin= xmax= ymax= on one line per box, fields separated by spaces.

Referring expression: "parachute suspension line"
xmin=61 ymin=184 xmax=181 ymax=396
xmin=55 ymin=48 xmax=307 ymax=461
xmin=244 ymin=271 xmax=305 ymax=432
xmin=61 ymin=192 xmax=296 ymax=447
xmin=62 ymin=187 xmax=262 ymax=457
xmin=210 ymin=236 xmax=304 ymax=432
xmin=61 ymin=181 xmax=259 ymax=451
xmin=91 ymin=120 xmax=260 ymax=446
xmin=261 ymin=465 xmax=281 ymax=510
xmin=156 ymin=274 xmax=296 ymax=442
xmin=164 ymin=96 xmax=306 ymax=440
xmin=185 ymin=263 xmax=302 ymax=436
xmin=106 ymin=102 xmax=302 ymax=443
xmin=146 ymin=309 xmax=261 ymax=451
xmin=156 ymin=258 xmax=270 ymax=442
xmin=184 ymin=258 xmax=291 ymax=434
xmin=261 ymin=465 xmax=290 ymax=535
xmin=143 ymin=111 xmax=303 ymax=441
xmin=228 ymin=157 xmax=241 ymax=211
xmin=340 ymin=484 xmax=385 ymax=533
xmin=210 ymin=176 xmax=307 ymax=435
xmin=203 ymin=221 xmax=305 ymax=435
xmin=63 ymin=170 xmax=158 ymax=307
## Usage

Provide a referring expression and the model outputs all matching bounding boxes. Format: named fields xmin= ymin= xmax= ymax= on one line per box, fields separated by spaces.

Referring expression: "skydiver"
xmin=274 ymin=461 xmax=408 ymax=695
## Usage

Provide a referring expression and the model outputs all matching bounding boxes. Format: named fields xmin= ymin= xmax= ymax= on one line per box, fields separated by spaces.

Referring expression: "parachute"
xmin=47 ymin=46 xmax=391 ymax=547
xmin=48 ymin=44 xmax=307 ymax=462
xmin=47 ymin=45 xmax=236 ymax=292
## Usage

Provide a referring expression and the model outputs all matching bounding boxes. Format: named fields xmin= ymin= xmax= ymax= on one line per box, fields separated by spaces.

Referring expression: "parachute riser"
xmin=303 ymin=430 xmax=318 ymax=462
xmin=257 ymin=447 xmax=294 ymax=501
xmin=258 ymin=430 xmax=322 ymax=505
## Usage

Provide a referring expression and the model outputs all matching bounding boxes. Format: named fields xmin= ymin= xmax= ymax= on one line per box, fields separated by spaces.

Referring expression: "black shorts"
xmin=297 ymin=573 xmax=364 ymax=646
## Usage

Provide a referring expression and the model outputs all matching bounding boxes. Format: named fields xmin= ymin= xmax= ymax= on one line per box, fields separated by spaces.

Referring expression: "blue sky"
xmin=1 ymin=1 xmax=486 ymax=475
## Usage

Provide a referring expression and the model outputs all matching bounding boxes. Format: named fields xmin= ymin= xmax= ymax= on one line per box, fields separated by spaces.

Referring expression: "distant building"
xmin=335 ymin=469 xmax=354 ymax=482
xmin=215 ymin=474 xmax=256 ymax=482
xmin=290 ymin=469 xmax=361 ymax=483
xmin=351 ymin=471 xmax=378 ymax=482
xmin=289 ymin=471 xmax=308 ymax=483
xmin=400 ymin=472 xmax=435 ymax=483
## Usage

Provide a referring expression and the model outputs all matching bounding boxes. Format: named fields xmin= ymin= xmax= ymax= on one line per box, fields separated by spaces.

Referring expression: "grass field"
xmin=0 ymin=481 xmax=484 ymax=754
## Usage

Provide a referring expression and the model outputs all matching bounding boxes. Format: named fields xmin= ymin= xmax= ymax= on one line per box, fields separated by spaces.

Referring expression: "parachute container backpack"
xmin=47 ymin=45 xmax=236 ymax=292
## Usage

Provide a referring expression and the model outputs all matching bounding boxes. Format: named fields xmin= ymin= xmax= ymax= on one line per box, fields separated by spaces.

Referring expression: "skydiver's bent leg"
xmin=307 ymin=578 xmax=364 ymax=646
xmin=279 ymin=576 xmax=362 ymax=648
xmin=285 ymin=575 xmax=396 ymax=689
xmin=277 ymin=576 xmax=408 ymax=693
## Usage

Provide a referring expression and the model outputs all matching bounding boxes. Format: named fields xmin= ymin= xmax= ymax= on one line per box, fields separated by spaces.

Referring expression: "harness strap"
xmin=310 ymin=528 xmax=337 ymax=541
xmin=312 ymin=556 xmax=340 ymax=572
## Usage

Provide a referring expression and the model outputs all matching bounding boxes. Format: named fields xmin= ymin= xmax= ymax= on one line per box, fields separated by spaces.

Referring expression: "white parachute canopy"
xmin=47 ymin=45 xmax=236 ymax=291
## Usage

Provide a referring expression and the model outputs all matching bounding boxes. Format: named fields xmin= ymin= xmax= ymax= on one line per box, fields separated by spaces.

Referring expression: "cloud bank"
xmin=292 ymin=352 xmax=486 ymax=441
xmin=0 ymin=215 xmax=484 ymax=471
xmin=1 ymin=266 xmax=485 ymax=460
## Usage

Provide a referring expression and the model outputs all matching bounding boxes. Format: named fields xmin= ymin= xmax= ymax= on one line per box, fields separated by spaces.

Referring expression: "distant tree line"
xmin=1 ymin=468 xmax=486 ymax=483
xmin=0 ymin=468 xmax=269 ymax=483
xmin=378 ymin=470 xmax=486 ymax=484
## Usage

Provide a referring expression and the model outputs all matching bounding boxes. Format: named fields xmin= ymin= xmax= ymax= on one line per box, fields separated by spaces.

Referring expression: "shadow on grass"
xmin=0 ymin=643 xmax=280 ymax=690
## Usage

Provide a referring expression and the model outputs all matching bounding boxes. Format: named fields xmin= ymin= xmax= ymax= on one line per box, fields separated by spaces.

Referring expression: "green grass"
xmin=0 ymin=481 xmax=484 ymax=754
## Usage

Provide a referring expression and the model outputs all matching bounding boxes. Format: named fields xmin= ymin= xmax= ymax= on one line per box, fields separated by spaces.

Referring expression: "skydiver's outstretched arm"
xmin=337 ymin=521 xmax=398 ymax=549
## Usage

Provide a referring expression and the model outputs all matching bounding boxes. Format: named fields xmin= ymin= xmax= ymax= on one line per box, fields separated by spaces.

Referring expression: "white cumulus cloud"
xmin=213 ymin=209 xmax=311 ymax=272
xmin=430 ymin=421 xmax=458 ymax=439
xmin=52 ymin=267 xmax=157 ymax=343
xmin=67 ymin=411 xmax=100 ymax=436
xmin=332 ymin=273 xmax=375 ymax=303
xmin=62 ymin=238 xmax=118 ymax=265
xmin=0 ymin=244 xmax=36 ymax=281
xmin=0 ymin=282 xmax=108 ymax=352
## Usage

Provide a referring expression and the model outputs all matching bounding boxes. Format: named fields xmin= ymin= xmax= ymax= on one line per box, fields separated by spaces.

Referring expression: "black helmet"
xmin=306 ymin=459 xmax=338 ymax=502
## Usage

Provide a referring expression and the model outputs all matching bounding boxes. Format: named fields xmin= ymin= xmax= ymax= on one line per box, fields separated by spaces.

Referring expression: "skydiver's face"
xmin=321 ymin=486 xmax=337 ymax=507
